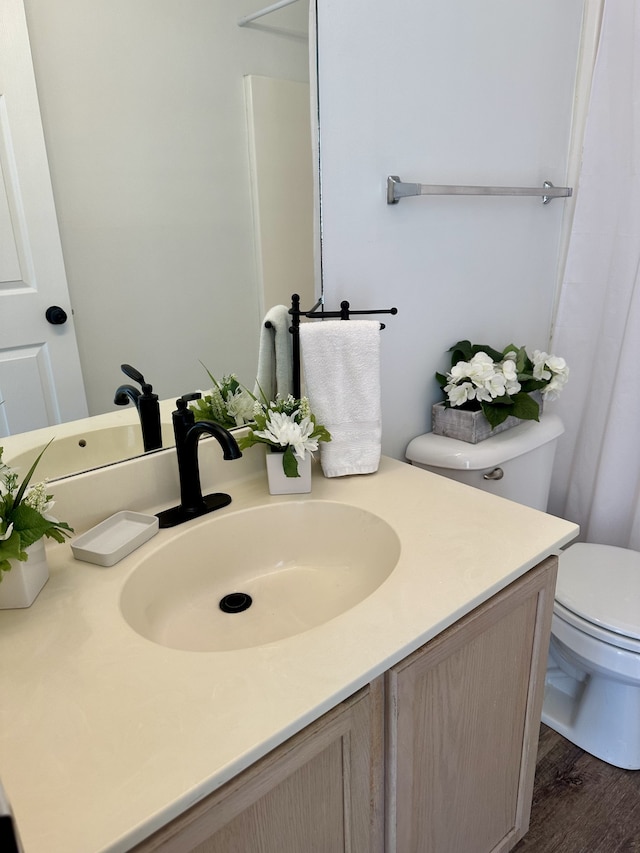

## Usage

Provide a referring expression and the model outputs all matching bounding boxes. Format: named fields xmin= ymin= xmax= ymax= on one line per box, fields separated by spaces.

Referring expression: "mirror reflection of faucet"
xmin=114 ymin=364 xmax=162 ymax=452
xmin=156 ymin=393 xmax=242 ymax=529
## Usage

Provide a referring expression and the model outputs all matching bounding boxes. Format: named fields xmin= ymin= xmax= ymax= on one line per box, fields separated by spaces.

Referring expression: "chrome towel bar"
xmin=238 ymin=0 xmax=301 ymax=27
xmin=387 ymin=175 xmax=572 ymax=205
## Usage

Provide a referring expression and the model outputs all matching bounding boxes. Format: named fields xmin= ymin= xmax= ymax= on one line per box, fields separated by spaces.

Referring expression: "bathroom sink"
xmin=5 ymin=425 xmax=169 ymax=481
xmin=120 ymin=501 xmax=401 ymax=651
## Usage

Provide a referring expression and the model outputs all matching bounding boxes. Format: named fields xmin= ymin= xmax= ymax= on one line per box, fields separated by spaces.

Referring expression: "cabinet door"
xmin=386 ymin=557 xmax=557 ymax=853
xmin=133 ymin=678 xmax=384 ymax=853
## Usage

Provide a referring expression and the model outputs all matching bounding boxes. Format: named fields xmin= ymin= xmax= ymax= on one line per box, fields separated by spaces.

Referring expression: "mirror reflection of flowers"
xmin=0 ymin=443 xmax=74 ymax=579
xmin=238 ymin=395 xmax=331 ymax=477
xmin=436 ymin=340 xmax=569 ymax=430
xmin=189 ymin=367 xmax=255 ymax=430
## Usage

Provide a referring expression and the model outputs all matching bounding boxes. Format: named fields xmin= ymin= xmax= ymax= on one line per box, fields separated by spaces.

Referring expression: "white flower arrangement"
xmin=436 ymin=340 xmax=569 ymax=429
xmin=189 ymin=369 xmax=255 ymax=430
xmin=0 ymin=443 xmax=73 ymax=579
xmin=238 ymin=395 xmax=331 ymax=477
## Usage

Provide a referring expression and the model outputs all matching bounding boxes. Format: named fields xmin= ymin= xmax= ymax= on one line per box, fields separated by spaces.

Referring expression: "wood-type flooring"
xmin=513 ymin=724 xmax=640 ymax=853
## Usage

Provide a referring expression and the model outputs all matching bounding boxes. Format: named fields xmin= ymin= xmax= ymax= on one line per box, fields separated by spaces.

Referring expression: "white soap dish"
xmin=71 ymin=511 xmax=159 ymax=567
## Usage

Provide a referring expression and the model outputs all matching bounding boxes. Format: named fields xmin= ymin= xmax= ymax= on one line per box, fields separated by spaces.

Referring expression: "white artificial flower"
xmin=533 ymin=351 xmax=569 ymax=398
xmin=485 ymin=371 xmax=507 ymax=399
xmin=542 ymin=371 xmax=570 ymax=400
xmin=290 ymin=416 xmax=320 ymax=458
xmin=23 ymin=482 xmax=54 ymax=516
xmin=254 ymin=411 xmax=319 ymax=459
xmin=504 ymin=377 xmax=522 ymax=396
xmin=441 ymin=342 xmax=568 ymax=418
xmin=447 ymin=353 xmax=497 ymax=398
xmin=298 ymin=397 xmax=311 ymax=419
xmin=225 ymin=387 xmax=255 ymax=426
xmin=547 ymin=355 xmax=568 ymax=373
xmin=449 ymin=361 xmax=472 ymax=382
xmin=466 ymin=352 xmax=496 ymax=385
xmin=546 ymin=355 xmax=569 ymax=377
xmin=473 ymin=385 xmax=494 ymax=402
xmin=446 ymin=381 xmax=474 ymax=406
xmin=499 ymin=359 xmax=521 ymax=396
xmin=0 ymin=520 xmax=13 ymax=540
xmin=501 ymin=359 xmax=518 ymax=381
xmin=532 ymin=350 xmax=552 ymax=381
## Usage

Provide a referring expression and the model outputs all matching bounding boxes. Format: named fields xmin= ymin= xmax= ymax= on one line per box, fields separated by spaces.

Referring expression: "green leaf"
xmin=519 ymin=377 xmax=546 ymax=393
xmin=13 ymin=439 xmax=54 ymax=508
xmin=237 ymin=433 xmax=263 ymax=450
xmin=12 ymin=504 xmax=54 ymax=546
xmin=470 ymin=343 xmax=505 ymax=362
xmin=45 ymin=525 xmax=72 ymax=544
xmin=310 ymin=415 xmax=331 ymax=444
xmin=8 ymin=503 xmax=73 ymax=548
xmin=448 ymin=340 xmax=474 ymax=364
xmin=282 ymin=446 xmax=300 ymax=477
xmin=509 ymin=391 xmax=541 ymax=421
xmin=481 ymin=401 xmax=512 ymax=428
xmin=502 ymin=344 xmax=526 ymax=373
xmin=0 ymin=529 xmax=27 ymax=567
xmin=448 ymin=340 xmax=505 ymax=367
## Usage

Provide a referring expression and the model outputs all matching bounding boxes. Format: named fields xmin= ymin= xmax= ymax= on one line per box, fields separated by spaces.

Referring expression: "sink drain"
xmin=219 ymin=592 xmax=253 ymax=614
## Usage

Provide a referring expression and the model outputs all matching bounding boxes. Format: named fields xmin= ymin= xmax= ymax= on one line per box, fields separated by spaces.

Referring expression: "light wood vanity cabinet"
xmin=386 ymin=556 xmax=556 ymax=853
xmin=132 ymin=681 xmax=386 ymax=853
xmin=133 ymin=557 xmax=556 ymax=853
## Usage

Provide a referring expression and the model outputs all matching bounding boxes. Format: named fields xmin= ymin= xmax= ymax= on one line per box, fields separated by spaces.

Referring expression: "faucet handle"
xmin=176 ymin=392 xmax=201 ymax=409
xmin=172 ymin=393 xmax=201 ymax=437
xmin=121 ymin=363 xmax=154 ymax=395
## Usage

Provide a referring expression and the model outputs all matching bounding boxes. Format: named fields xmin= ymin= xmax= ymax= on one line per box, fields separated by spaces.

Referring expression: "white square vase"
xmin=0 ymin=540 xmax=50 ymax=609
xmin=266 ymin=451 xmax=312 ymax=495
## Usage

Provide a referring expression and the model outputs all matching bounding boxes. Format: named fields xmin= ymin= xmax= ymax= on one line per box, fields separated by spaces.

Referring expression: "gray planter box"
xmin=432 ymin=392 xmax=543 ymax=444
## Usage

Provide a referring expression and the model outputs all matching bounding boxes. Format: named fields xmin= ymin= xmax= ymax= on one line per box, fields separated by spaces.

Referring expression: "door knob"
xmin=45 ymin=305 xmax=68 ymax=325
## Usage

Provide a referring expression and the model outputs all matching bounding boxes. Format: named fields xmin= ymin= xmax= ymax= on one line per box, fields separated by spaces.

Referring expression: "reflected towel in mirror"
xmin=254 ymin=305 xmax=294 ymax=401
xmin=300 ymin=320 xmax=381 ymax=477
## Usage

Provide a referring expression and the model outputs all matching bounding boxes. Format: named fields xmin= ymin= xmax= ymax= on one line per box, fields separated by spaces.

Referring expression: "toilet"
xmin=406 ymin=414 xmax=640 ymax=770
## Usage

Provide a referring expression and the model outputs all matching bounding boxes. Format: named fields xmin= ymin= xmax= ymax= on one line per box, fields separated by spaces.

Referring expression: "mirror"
xmin=5 ymin=0 xmax=318 ymax=479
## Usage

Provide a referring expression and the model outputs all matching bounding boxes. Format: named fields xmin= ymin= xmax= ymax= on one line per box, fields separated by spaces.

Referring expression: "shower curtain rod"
xmin=238 ymin=0 xmax=301 ymax=27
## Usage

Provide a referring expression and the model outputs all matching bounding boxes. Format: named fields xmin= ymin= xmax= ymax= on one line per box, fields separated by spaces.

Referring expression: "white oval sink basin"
xmin=5 ymin=424 xmax=171 ymax=481
xmin=120 ymin=501 xmax=401 ymax=652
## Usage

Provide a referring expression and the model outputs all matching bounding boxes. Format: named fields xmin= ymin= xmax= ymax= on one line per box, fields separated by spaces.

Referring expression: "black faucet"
xmin=114 ymin=364 xmax=162 ymax=452
xmin=156 ymin=393 xmax=242 ymax=528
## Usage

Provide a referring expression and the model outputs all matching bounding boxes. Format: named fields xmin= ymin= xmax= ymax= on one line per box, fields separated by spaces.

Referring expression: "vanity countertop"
xmin=0 ymin=454 xmax=577 ymax=853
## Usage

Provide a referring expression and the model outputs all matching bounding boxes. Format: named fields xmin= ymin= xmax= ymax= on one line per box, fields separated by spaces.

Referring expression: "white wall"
xmin=318 ymin=0 xmax=585 ymax=460
xmin=23 ymin=0 xmax=309 ymax=415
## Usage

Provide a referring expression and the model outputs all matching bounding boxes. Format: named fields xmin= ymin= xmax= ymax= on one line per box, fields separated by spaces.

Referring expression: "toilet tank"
xmin=405 ymin=414 xmax=564 ymax=511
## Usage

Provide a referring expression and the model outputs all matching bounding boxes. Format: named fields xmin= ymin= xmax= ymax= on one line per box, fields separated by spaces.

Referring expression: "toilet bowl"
xmin=544 ymin=542 xmax=640 ymax=769
xmin=405 ymin=416 xmax=640 ymax=769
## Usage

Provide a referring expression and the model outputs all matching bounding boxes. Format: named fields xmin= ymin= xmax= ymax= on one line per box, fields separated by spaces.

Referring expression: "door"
xmin=0 ymin=0 xmax=87 ymax=437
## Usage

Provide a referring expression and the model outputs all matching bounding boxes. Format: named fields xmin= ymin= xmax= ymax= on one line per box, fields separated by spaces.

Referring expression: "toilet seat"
xmin=555 ymin=543 xmax=640 ymax=650
xmin=553 ymin=602 xmax=640 ymax=654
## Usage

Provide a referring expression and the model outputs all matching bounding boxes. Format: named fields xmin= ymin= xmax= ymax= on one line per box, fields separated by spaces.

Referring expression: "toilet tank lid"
xmin=405 ymin=413 xmax=564 ymax=470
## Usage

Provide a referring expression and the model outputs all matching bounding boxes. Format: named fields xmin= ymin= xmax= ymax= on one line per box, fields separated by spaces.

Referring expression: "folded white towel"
xmin=300 ymin=320 xmax=381 ymax=477
xmin=254 ymin=305 xmax=293 ymax=401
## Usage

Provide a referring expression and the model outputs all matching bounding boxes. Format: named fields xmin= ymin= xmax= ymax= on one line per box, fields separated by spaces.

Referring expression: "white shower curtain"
xmin=548 ymin=1 xmax=640 ymax=548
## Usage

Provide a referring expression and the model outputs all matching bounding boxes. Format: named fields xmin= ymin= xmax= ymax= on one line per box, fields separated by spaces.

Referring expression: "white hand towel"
xmin=300 ymin=320 xmax=381 ymax=477
xmin=254 ymin=305 xmax=293 ymax=401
